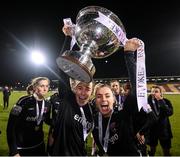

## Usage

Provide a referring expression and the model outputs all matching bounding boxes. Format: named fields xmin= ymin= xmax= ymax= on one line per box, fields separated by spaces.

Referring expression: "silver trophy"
xmin=56 ymin=6 xmax=126 ymax=82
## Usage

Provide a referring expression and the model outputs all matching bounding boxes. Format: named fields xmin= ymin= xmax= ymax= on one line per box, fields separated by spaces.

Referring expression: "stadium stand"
xmin=93 ymin=76 xmax=180 ymax=94
xmin=2 ymin=76 xmax=179 ymax=94
xmin=167 ymin=84 xmax=179 ymax=93
xmin=174 ymin=84 xmax=180 ymax=92
xmin=162 ymin=84 xmax=172 ymax=93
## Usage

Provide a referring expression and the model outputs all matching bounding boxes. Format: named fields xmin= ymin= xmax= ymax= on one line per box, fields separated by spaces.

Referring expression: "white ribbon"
xmin=36 ymin=100 xmax=45 ymax=125
xmin=94 ymin=11 xmax=149 ymax=111
xmin=95 ymin=12 xmax=128 ymax=45
xmin=80 ymin=107 xmax=88 ymax=141
xmin=70 ymin=32 xmax=76 ymax=50
xmin=98 ymin=111 xmax=113 ymax=153
xmin=63 ymin=18 xmax=76 ymax=50
xmin=136 ymin=41 xmax=150 ymax=112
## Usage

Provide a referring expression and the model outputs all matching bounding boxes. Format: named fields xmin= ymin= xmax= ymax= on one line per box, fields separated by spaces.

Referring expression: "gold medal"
xmin=35 ymin=126 xmax=40 ymax=131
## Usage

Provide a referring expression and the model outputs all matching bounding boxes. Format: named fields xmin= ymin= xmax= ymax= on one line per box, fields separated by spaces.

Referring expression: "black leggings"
xmin=3 ymin=97 xmax=9 ymax=108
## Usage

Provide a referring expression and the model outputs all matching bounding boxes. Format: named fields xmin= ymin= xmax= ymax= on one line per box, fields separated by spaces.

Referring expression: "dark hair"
xmin=124 ymin=82 xmax=131 ymax=90
xmin=151 ymin=85 xmax=162 ymax=93
xmin=110 ymin=80 xmax=120 ymax=85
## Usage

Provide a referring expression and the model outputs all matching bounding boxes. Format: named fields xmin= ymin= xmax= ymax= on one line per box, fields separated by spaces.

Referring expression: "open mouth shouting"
xmin=99 ymin=102 xmax=112 ymax=116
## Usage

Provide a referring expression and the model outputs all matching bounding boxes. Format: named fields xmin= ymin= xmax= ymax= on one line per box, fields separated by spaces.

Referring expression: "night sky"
xmin=0 ymin=1 xmax=180 ymax=85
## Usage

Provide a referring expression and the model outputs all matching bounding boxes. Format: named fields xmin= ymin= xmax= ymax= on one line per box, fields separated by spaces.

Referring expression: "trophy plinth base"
xmin=56 ymin=56 xmax=93 ymax=83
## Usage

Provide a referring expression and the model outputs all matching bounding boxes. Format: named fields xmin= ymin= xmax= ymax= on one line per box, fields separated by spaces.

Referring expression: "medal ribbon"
xmin=80 ymin=107 xmax=88 ymax=141
xmin=36 ymin=100 xmax=45 ymax=125
xmin=98 ymin=111 xmax=113 ymax=153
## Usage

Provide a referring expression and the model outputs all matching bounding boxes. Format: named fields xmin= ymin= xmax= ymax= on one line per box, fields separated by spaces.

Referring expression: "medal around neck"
xmin=56 ymin=6 xmax=126 ymax=83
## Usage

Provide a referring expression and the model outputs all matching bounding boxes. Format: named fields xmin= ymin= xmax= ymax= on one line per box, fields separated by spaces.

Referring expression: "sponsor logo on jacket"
xmin=26 ymin=116 xmax=37 ymax=121
xmin=74 ymin=114 xmax=92 ymax=130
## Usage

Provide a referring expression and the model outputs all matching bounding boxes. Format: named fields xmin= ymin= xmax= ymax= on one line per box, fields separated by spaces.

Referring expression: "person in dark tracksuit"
xmin=51 ymin=73 xmax=94 ymax=156
xmin=6 ymin=77 xmax=51 ymax=156
xmin=91 ymin=38 xmax=141 ymax=156
xmin=51 ymin=24 xmax=94 ymax=156
xmin=110 ymin=80 xmax=126 ymax=110
xmin=3 ymin=85 xmax=11 ymax=109
xmin=148 ymin=85 xmax=173 ymax=156
xmin=92 ymin=84 xmax=139 ymax=156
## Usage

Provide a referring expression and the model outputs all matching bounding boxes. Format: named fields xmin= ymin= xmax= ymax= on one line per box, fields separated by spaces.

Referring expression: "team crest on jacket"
xmin=110 ymin=122 xmax=117 ymax=133
xmin=11 ymin=105 xmax=22 ymax=116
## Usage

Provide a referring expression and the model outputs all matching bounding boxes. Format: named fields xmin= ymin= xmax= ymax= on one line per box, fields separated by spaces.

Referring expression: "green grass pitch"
xmin=0 ymin=92 xmax=180 ymax=156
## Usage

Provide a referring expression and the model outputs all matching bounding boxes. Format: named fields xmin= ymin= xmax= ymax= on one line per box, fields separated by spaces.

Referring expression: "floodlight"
xmin=31 ymin=50 xmax=45 ymax=65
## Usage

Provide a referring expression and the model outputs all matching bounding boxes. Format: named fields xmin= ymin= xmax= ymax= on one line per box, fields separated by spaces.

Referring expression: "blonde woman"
xmin=7 ymin=77 xmax=51 ymax=156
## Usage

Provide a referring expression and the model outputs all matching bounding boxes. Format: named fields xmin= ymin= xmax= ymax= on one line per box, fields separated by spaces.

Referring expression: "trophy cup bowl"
xmin=56 ymin=6 xmax=126 ymax=82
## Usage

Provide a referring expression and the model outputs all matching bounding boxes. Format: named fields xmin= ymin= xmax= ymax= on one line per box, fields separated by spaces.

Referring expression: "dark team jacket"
xmin=133 ymin=107 xmax=157 ymax=138
xmin=48 ymin=93 xmax=61 ymax=131
xmin=92 ymin=94 xmax=140 ymax=156
xmin=52 ymin=97 xmax=94 ymax=156
xmin=148 ymin=96 xmax=173 ymax=139
xmin=6 ymin=95 xmax=51 ymax=156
